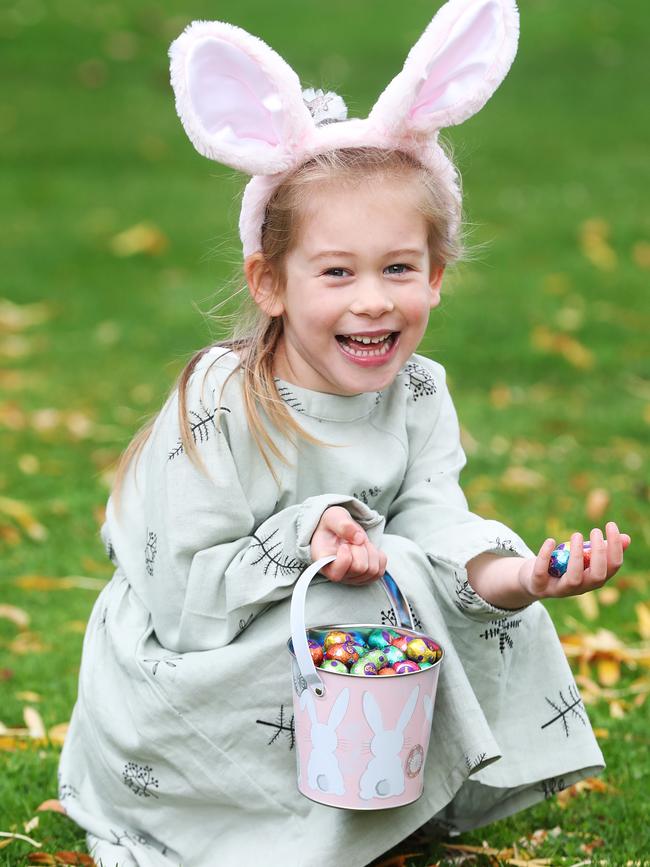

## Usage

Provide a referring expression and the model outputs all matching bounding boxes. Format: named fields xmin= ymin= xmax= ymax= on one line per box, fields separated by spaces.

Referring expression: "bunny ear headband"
xmin=169 ymin=0 xmax=519 ymax=257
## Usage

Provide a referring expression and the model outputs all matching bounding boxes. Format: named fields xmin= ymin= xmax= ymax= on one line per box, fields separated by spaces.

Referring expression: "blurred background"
xmin=1 ymin=0 xmax=649 ymax=861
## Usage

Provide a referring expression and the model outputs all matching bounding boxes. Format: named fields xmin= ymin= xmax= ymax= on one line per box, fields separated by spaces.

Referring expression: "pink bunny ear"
xmin=369 ymin=0 xmax=519 ymax=137
xmin=169 ymin=21 xmax=315 ymax=175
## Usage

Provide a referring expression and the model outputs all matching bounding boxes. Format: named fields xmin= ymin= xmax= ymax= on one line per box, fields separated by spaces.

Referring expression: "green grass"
xmin=1 ymin=0 xmax=649 ymax=863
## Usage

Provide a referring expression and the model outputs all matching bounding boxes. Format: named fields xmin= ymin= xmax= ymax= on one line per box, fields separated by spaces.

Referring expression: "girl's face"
xmin=271 ymin=177 xmax=443 ymax=396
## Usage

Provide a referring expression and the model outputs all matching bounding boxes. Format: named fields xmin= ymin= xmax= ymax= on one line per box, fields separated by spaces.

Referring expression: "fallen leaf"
xmin=531 ymin=325 xmax=595 ymax=370
xmin=24 ymin=707 xmax=46 ymax=738
xmin=53 ymin=853 xmax=96 ymax=866
xmin=9 ymin=632 xmax=49 ymax=654
xmin=576 ymin=593 xmax=599 ymax=622
xmin=636 ymin=602 xmax=650 ymax=640
xmin=15 ymin=575 xmax=106 ymax=592
xmin=579 ymin=218 xmax=617 ymax=271
xmin=48 ymin=723 xmax=69 ymax=746
xmin=110 ymin=222 xmax=168 ymax=257
xmin=556 ymin=776 xmax=617 ymax=807
xmin=36 ymin=800 xmax=66 ymax=815
xmin=0 ymin=831 xmax=41 ymax=849
xmin=0 ymin=497 xmax=47 ymax=541
xmin=586 ymin=488 xmax=610 ymax=521
xmin=0 ymin=401 xmax=27 ymax=429
xmin=599 ymin=586 xmax=620 ymax=606
xmin=16 ymin=691 xmax=41 ymax=702
xmin=0 ymin=298 xmax=50 ymax=330
xmin=632 ymin=241 xmax=650 ymax=269
xmin=609 ymin=699 xmax=626 ymax=718
xmin=0 ymin=604 xmax=30 ymax=629
xmin=19 ymin=454 xmax=40 ymax=474
xmin=501 ymin=465 xmax=546 ymax=491
xmin=593 ymin=727 xmax=609 ymax=738
xmin=24 ymin=817 xmax=39 ymax=833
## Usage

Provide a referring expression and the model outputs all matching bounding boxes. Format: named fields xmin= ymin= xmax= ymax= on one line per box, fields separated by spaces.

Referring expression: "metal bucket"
xmin=288 ymin=555 xmax=443 ymax=810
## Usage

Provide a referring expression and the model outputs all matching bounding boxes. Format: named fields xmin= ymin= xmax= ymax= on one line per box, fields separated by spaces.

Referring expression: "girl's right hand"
xmin=310 ymin=506 xmax=387 ymax=585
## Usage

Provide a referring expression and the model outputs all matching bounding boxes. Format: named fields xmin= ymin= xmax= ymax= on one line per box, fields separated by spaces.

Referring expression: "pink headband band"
xmin=169 ymin=0 xmax=519 ymax=257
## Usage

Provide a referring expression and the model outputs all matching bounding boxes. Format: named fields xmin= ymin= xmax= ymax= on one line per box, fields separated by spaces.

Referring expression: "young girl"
xmin=59 ymin=1 xmax=631 ymax=864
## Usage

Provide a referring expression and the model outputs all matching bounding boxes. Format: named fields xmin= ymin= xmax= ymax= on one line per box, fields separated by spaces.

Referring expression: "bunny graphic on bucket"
xmin=300 ymin=687 xmax=350 ymax=795
xmin=359 ymin=685 xmax=420 ymax=800
xmin=289 ymin=556 xmax=444 ymax=810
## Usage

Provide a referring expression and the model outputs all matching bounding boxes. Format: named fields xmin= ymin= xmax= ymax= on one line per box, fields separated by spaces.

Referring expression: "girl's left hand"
xmin=518 ymin=521 xmax=631 ymax=600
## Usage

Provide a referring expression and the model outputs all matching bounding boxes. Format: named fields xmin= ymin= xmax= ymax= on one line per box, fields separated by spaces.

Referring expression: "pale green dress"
xmin=59 ymin=348 xmax=603 ymax=866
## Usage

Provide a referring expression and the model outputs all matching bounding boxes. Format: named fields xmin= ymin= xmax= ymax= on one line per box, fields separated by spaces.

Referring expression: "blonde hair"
xmin=112 ymin=146 xmax=463 ymax=503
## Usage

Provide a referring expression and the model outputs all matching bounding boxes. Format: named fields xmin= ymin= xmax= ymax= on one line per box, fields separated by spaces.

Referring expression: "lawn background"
xmin=1 ymin=0 xmax=649 ymax=863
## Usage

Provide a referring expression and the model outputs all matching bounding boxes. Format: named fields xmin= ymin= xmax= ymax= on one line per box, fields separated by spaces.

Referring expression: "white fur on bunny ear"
xmin=169 ymin=20 xmax=315 ymax=175
xmin=369 ymin=0 xmax=519 ymax=137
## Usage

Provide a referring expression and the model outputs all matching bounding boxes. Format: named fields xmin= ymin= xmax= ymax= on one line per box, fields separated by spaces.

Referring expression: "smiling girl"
xmin=59 ymin=2 xmax=630 ymax=865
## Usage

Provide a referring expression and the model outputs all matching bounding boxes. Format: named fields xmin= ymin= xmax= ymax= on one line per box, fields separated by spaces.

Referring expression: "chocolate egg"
xmin=391 ymin=635 xmax=409 ymax=653
xmin=319 ymin=659 xmax=347 ymax=673
xmin=323 ymin=630 xmax=353 ymax=651
xmin=378 ymin=667 xmax=398 ymax=676
xmin=364 ymin=649 xmax=388 ymax=670
xmin=307 ymin=639 xmax=324 ymax=666
xmin=549 ymin=541 xmax=592 ymax=578
xmin=418 ymin=661 xmax=433 ymax=669
xmin=367 ymin=628 xmax=395 ymax=650
xmin=406 ymin=638 xmax=437 ymax=664
xmin=326 ymin=642 xmax=359 ymax=666
xmin=393 ymin=659 xmax=420 ymax=675
xmin=383 ymin=645 xmax=406 ymax=666
xmin=350 ymin=659 xmax=378 ymax=676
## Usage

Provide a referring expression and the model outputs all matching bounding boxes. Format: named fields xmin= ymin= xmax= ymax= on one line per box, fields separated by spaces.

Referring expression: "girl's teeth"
xmin=339 ymin=333 xmax=394 ymax=357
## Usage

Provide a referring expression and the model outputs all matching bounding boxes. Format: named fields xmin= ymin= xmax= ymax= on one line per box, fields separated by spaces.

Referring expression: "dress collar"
xmin=274 ymin=378 xmax=382 ymax=422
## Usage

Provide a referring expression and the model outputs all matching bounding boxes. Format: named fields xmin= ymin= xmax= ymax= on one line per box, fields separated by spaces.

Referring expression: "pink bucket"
xmin=288 ymin=555 xmax=443 ymax=810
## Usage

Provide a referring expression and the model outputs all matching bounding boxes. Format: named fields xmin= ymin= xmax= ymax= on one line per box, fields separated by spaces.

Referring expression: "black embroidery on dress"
xmin=380 ymin=607 xmax=398 ymax=627
xmin=541 ymin=685 xmax=587 ymax=737
xmin=122 ymin=762 xmax=160 ymax=798
xmin=465 ymin=752 xmax=487 ymax=772
xmin=256 ymin=704 xmax=295 ymax=749
xmin=104 ymin=536 xmax=117 ymax=564
xmin=409 ymin=605 xmax=422 ymax=631
xmin=403 ymin=361 xmax=437 ymax=401
xmin=538 ymin=776 xmax=567 ymax=799
xmin=250 ymin=529 xmax=302 ymax=578
xmin=454 ymin=572 xmax=476 ymax=613
xmin=276 ymin=383 xmax=305 ymax=413
xmin=238 ymin=612 xmax=255 ymax=634
xmin=144 ymin=530 xmax=157 ymax=576
xmin=479 ymin=617 xmax=522 ymax=653
xmin=353 ymin=486 xmax=382 ymax=506
xmin=168 ymin=395 xmax=231 ymax=460
xmin=143 ymin=655 xmax=183 ymax=676
xmin=490 ymin=536 xmax=519 ymax=554
xmin=58 ymin=780 xmax=79 ymax=801
xmin=109 ymin=828 xmax=152 ymax=847
xmin=99 ymin=606 xmax=108 ymax=629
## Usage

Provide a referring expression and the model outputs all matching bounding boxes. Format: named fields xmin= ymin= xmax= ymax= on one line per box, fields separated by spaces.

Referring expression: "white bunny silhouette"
xmin=300 ymin=687 xmax=349 ymax=795
xmin=359 ymin=685 xmax=420 ymax=800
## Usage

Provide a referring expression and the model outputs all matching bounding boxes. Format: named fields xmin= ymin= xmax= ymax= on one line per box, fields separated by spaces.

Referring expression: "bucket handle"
xmin=290 ymin=555 xmax=415 ymax=698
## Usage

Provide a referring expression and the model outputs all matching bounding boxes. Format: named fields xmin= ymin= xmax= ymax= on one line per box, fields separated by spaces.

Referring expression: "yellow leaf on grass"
xmin=636 ymin=602 xmax=650 ymax=640
xmin=586 ymin=487 xmax=610 ymax=521
xmin=48 ymin=723 xmax=69 ymax=746
xmin=0 ymin=497 xmax=47 ymax=541
xmin=0 ymin=604 xmax=30 ymax=628
xmin=501 ymin=465 xmax=545 ymax=491
xmin=110 ymin=222 xmax=168 ymax=257
xmin=9 ymin=632 xmax=48 ymax=654
xmin=597 ymin=657 xmax=621 ymax=687
xmin=599 ymin=586 xmax=620 ymax=606
xmin=24 ymin=707 xmax=46 ymax=738
xmin=15 ymin=575 xmax=106 ymax=592
xmin=576 ymin=593 xmax=599 ymax=621
xmin=16 ymin=691 xmax=41 ymax=702
xmin=0 ymin=298 xmax=50 ymax=330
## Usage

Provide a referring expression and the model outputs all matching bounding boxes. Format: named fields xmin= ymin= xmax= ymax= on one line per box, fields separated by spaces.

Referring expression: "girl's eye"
xmin=385 ymin=263 xmax=411 ymax=275
xmin=323 ymin=268 xmax=349 ymax=278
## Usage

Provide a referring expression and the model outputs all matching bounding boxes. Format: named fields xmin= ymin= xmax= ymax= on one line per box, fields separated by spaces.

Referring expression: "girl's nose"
xmin=349 ymin=280 xmax=395 ymax=317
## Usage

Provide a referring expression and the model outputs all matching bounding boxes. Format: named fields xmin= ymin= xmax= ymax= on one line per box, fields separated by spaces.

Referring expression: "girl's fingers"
xmin=605 ymin=521 xmax=624 ymax=574
xmin=348 ymin=543 xmax=369 ymax=579
xmin=528 ymin=537 xmax=556 ymax=595
xmin=564 ymin=532 xmax=585 ymax=589
xmin=587 ymin=527 xmax=607 ymax=583
xmin=325 ymin=543 xmax=352 ymax=582
xmin=322 ymin=507 xmax=366 ymax=546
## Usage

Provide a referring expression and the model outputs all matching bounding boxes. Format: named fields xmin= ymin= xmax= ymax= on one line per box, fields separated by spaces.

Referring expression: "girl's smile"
xmin=268 ymin=178 xmax=444 ymax=396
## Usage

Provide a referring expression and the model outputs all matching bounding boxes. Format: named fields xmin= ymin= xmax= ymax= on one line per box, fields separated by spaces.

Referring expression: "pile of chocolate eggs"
xmin=306 ymin=627 xmax=442 ymax=677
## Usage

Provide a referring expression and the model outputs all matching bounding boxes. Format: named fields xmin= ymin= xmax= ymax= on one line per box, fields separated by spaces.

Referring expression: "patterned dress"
xmin=59 ymin=347 xmax=603 ymax=866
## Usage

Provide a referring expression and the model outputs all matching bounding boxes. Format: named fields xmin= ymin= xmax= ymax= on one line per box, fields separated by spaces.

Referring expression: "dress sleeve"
xmin=107 ymin=355 xmax=384 ymax=652
xmin=385 ymin=359 xmax=535 ymax=622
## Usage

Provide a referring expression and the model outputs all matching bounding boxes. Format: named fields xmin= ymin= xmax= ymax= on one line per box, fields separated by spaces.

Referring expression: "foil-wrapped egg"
xmin=406 ymin=638 xmax=438 ymax=664
xmin=418 ymin=661 xmax=433 ymax=669
xmin=319 ymin=659 xmax=347 ymax=673
xmin=391 ymin=635 xmax=409 ymax=653
xmin=326 ymin=642 xmax=359 ymax=666
xmin=383 ymin=645 xmax=406 ymax=666
xmin=364 ymin=649 xmax=388 ymax=670
xmin=323 ymin=630 xmax=353 ymax=651
xmin=350 ymin=659 xmax=378 ymax=676
xmin=393 ymin=660 xmax=420 ymax=675
xmin=367 ymin=628 xmax=395 ymax=650
xmin=349 ymin=631 xmax=368 ymax=648
xmin=378 ymin=667 xmax=398 ymax=676
xmin=549 ymin=541 xmax=592 ymax=578
xmin=307 ymin=638 xmax=324 ymax=666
